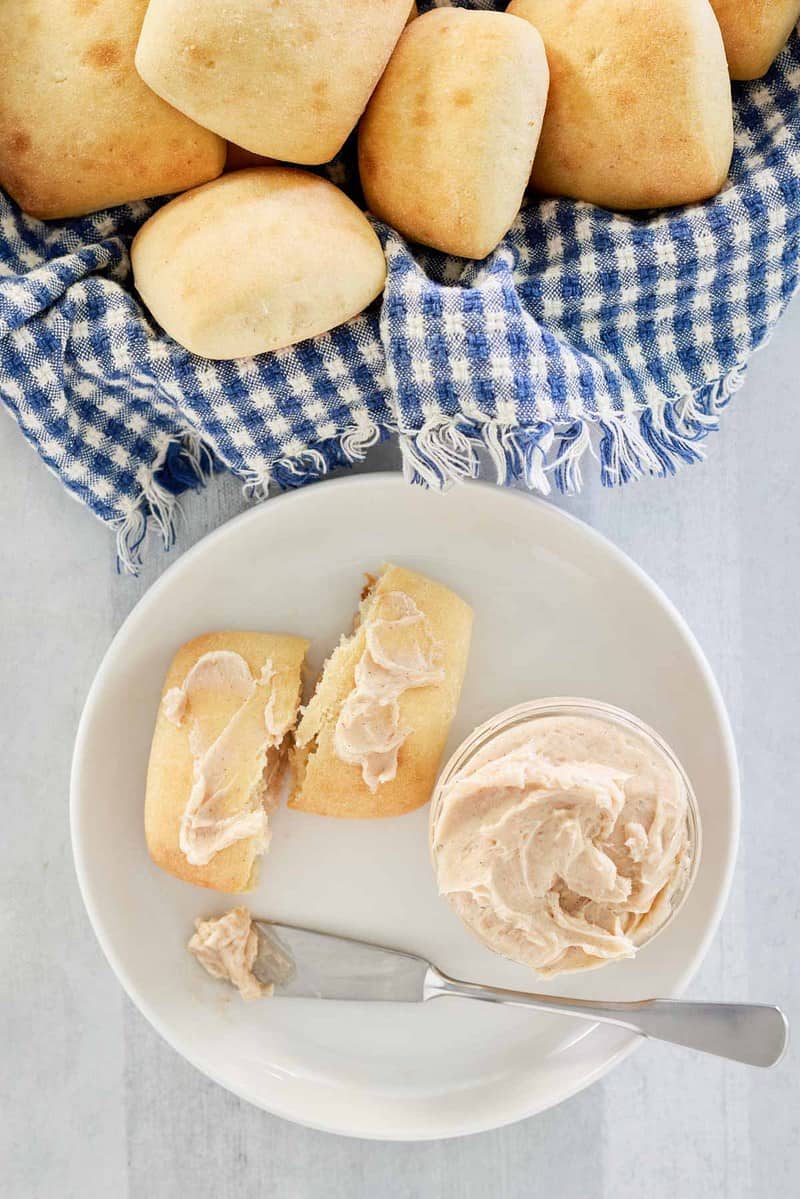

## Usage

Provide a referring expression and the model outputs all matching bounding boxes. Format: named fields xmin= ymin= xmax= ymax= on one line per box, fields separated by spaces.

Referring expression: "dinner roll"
xmin=131 ymin=167 xmax=387 ymax=360
xmin=509 ymin=0 xmax=734 ymax=210
xmin=358 ymin=8 xmax=549 ymax=259
xmin=145 ymin=632 xmax=308 ymax=893
xmin=135 ymin=0 xmax=410 ymax=165
xmin=0 ymin=0 xmax=224 ymax=220
xmin=709 ymin=0 xmax=800 ymax=79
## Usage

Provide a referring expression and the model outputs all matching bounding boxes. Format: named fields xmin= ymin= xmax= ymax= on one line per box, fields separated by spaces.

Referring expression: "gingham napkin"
xmin=1 ymin=4 xmax=799 ymax=570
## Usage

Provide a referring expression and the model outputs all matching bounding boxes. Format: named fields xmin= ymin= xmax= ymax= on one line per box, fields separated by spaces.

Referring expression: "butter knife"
xmin=253 ymin=921 xmax=788 ymax=1068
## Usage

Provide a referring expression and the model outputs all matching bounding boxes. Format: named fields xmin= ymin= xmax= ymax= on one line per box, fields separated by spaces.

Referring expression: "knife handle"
xmin=423 ymin=967 xmax=788 ymax=1068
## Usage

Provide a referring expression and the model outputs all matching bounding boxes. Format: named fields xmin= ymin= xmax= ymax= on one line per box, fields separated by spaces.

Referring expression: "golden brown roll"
xmin=145 ymin=631 xmax=309 ymax=892
xmin=0 ymin=0 xmax=224 ymax=220
xmin=359 ymin=8 xmax=549 ymax=258
xmin=135 ymin=0 xmax=410 ymax=165
xmin=291 ymin=565 xmax=473 ymax=819
xmin=509 ymin=0 xmax=734 ymax=211
xmin=131 ymin=167 xmax=387 ymax=360
xmin=709 ymin=0 xmax=800 ymax=79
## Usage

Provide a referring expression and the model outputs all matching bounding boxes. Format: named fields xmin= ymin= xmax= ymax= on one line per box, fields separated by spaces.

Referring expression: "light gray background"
xmin=2 ymin=299 xmax=798 ymax=1199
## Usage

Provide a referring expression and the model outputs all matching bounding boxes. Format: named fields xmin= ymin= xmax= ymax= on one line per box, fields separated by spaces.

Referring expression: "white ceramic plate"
xmin=71 ymin=475 xmax=739 ymax=1140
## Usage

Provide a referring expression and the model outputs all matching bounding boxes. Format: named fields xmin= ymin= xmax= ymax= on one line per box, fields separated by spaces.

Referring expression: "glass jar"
xmin=430 ymin=697 xmax=701 ymax=973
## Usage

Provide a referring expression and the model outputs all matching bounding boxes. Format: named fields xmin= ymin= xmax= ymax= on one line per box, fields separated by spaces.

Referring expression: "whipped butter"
xmin=431 ymin=708 xmax=693 ymax=977
xmin=334 ymin=591 xmax=444 ymax=791
xmin=163 ymin=651 xmax=290 ymax=866
xmin=188 ymin=906 xmax=271 ymax=1000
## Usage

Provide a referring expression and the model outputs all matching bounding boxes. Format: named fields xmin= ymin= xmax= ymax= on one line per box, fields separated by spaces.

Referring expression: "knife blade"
xmin=253 ymin=921 xmax=431 ymax=1002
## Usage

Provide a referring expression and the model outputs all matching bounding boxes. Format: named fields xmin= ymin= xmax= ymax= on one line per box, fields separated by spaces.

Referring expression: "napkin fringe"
xmin=109 ymin=369 xmax=743 ymax=573
xmin=240 ymin=418 xmax=386 ymax=501
xmin=398 ymin=367 xmax=745 ymax=496
xmin=113 ymin=429 xmax=214 ymax=573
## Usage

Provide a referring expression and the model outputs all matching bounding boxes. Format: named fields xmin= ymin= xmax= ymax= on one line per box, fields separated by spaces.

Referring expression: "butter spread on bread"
xmin=291 ymin=565 xmax=472 ymax=819
xmin=163 ymin=652 xmax=287 ymax=865
xmin=145 ymin=632 xmax=308 ymax=892
xmin=333 ymin=591 xmax=445 ymax=793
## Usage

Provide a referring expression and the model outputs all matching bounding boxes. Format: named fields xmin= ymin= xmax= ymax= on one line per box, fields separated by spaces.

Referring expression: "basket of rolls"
xmin=1 ymin=0 xmax=798 ymax=568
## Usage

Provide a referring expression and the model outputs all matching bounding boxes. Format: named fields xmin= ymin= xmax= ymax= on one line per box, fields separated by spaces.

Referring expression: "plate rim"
xmin=70 ymin=473 xmax=740 ymax=1140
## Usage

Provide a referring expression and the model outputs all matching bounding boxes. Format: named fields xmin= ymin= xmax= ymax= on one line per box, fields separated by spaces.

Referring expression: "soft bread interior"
xmin=291 ymin=579 xmax=381 ymax=799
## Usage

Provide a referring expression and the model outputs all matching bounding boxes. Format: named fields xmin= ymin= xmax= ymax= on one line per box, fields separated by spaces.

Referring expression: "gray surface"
xmin=1 ymin=298 xmax=798 ymax=1199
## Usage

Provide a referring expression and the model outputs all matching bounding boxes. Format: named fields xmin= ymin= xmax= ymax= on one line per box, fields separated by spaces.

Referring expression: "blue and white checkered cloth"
xmin=1 ymin=2 xmax=799 ymax=570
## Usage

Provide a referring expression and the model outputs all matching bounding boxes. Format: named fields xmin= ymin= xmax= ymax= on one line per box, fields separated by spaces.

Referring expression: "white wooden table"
xmin=2 ymin=300 xmax=798 ymax=1198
